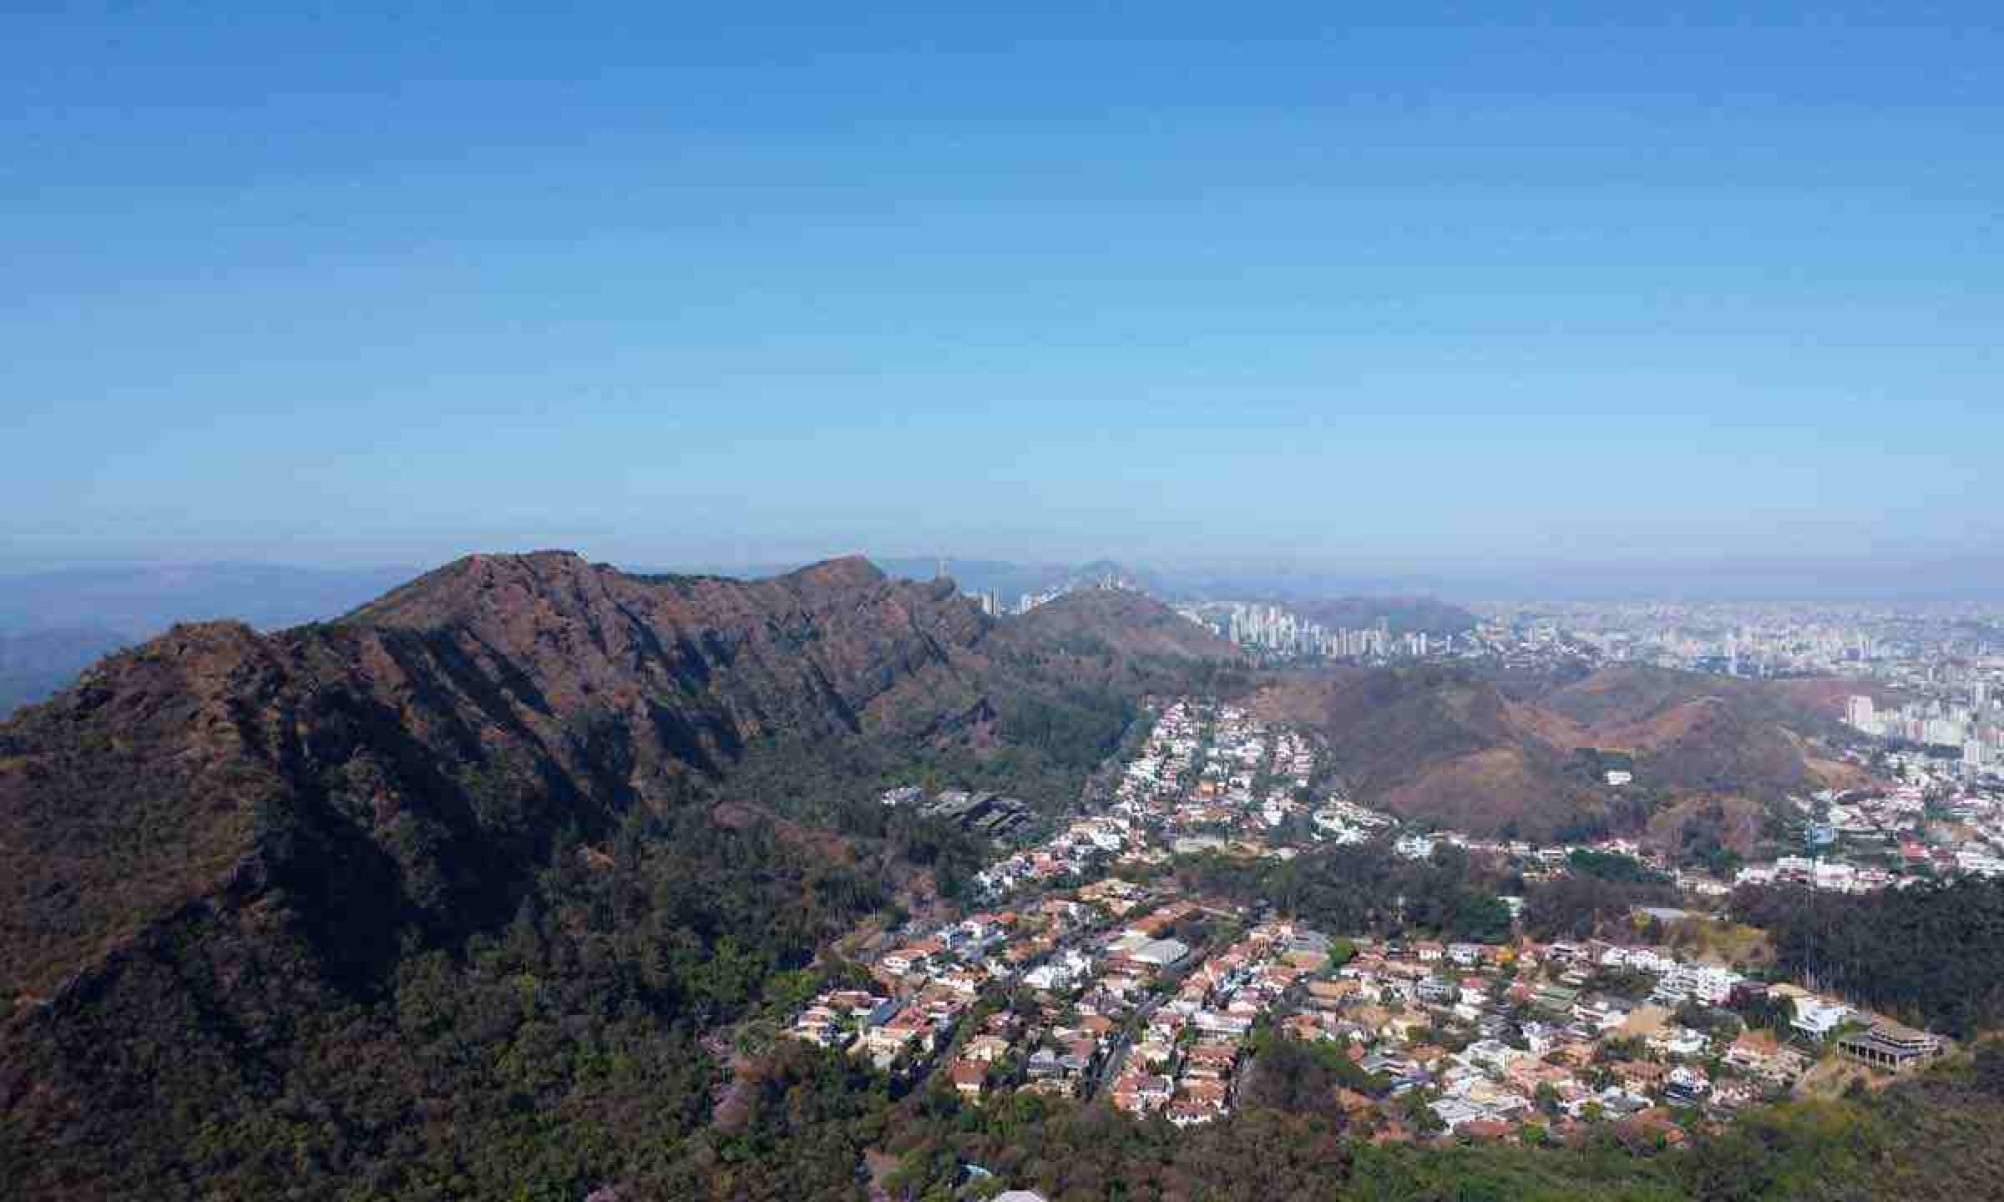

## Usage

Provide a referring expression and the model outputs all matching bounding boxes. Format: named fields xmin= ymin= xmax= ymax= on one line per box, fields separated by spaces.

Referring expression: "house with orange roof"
xmin=949 ymin=1059 xmax=988 ymax=1098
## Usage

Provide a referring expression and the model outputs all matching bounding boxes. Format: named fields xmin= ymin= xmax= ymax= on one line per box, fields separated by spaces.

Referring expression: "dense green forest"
xmin=1521 ymin=870 xmax=1681 ymax=942
xmin=0 ymin=801 xmax=904 ymax=1200
xmin=1731 ymin=877 xmax=2004 ymax=1037
xmin=1173 ymin=842 xmax=1514 ymax=943
xmin=1566 ymin=849 xmax=1672 ymax=886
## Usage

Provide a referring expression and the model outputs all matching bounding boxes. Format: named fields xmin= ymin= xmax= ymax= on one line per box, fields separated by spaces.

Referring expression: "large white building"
xmin=1845 ymin=695 xmax=1876 ymax=730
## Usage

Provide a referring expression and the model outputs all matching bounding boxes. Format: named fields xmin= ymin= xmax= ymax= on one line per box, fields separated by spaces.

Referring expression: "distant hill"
xmin=875 ymin=557 xmax=1168 ymax=602
xmin=1532 ymin=664 xmax=1852 ymax=730
xmin=1289 ymin=595 xmax=1479 ymax=636
xmin=1000 ymin=587 xmax=1242 ymax=664
xmin=0 ymin=626 xmax=129 ymax=716
xmin=869 ymin=556 xmax=1074 ymax=600
xmin=1254 ymin=666 xmax=1589 ymax=838
xmin=1255 ymin=663 xmax=1865 ymax=841
xmin=1531 ymin=666 xmax=1873 ymax=799
xmin=1062 ymin=559 xmax=1169 ymax=594
xmin=684 ymin=557 xmax=1483 ymax=623
xmin=0 ymin=562 xmax=415 ymax=636
xmin=689 ymin=556 xmax=1171 ymax=608
xmin=0 ymin=563 xmax=414 ymax=713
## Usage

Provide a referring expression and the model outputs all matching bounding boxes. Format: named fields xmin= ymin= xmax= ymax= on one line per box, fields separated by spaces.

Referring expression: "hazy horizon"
xmin=5 ymin=549 xmax=2004 ymax=606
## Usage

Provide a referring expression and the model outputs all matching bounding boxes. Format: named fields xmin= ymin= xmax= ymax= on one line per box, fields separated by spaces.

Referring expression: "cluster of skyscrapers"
xmin=1845 ymin=685 xmax=2001 ymax=770
xmin=1183 ymin=602 xmax=1431 ymax=661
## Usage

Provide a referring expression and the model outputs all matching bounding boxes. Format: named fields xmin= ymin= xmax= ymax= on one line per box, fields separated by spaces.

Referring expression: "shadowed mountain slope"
xmin=0 ymin=551 xmax=1006 ymax=1001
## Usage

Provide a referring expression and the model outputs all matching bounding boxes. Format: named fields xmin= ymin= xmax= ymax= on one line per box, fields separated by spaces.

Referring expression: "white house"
xmin=1790 ymin=997 xmax=1851 ymax=1041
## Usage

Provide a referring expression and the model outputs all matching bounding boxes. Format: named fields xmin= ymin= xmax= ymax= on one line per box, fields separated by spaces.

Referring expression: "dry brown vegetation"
xmin=1256 ymin=662 xmax=1871 ymax=840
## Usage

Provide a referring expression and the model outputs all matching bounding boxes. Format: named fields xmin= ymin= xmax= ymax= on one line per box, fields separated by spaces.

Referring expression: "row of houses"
xmin=1108 ymin=920 xmax=1336 ymax=1126
xmin=1271 ymin=927 xmax=1951 ymax=1144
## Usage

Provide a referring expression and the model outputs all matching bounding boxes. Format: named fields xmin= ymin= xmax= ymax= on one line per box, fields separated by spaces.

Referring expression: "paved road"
xmin=1087 ymin=992 xmax=1165 ymax=1100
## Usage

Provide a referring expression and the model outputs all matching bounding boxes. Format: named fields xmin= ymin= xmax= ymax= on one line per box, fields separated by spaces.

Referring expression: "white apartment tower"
xmin=1845 ymin=695 xmax=1876 ymax=730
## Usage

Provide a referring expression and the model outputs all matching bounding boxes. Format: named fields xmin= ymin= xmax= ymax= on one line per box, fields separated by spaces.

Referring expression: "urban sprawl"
xmin=786 ymin=698 xmax=1980 ymax=1146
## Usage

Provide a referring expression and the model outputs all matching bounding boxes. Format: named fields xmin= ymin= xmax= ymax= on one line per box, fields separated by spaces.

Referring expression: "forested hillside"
xmin=1732 ymin=877 xmax=2004 ymax=1038
xmin=0 ymin=552 xmax=1237 ymax=1199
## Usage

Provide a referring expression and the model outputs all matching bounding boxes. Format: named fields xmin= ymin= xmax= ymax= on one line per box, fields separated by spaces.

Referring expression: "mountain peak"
xmin=779 ymin=554 xmax=886 ymax=591
xmin=1005 ymin=587 xmax=1241 ymax=662
xmin=338 ymin=550 xmax=606 ymax=630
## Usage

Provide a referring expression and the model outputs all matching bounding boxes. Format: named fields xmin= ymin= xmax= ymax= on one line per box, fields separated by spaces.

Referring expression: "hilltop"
xmin=1289 ymin=595 xmax=1479 ymax=636
xmin=1255 ymin=663 xmax=1865 ymax=842
xmin=1000 ymin=587 xmax=1241 ymax=664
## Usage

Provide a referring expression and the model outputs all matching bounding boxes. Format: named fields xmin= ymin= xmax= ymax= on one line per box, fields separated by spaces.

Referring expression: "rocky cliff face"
xmin=0 ymin=552 xmax=1014 ymax=1003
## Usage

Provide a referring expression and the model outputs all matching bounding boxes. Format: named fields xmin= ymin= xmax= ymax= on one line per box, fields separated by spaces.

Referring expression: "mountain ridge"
xmin=0 ymin=551 xmax=1237 ymax=1002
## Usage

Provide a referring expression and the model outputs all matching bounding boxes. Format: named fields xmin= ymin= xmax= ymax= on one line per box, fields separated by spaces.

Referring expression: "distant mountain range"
xmin=0 ymin=626 xmax=130 ymax=715
xmin=0 ymin=562 xmax=418 ymax=636
xmin=669 ymin=554 xmax=1479 ymax=608
xmin=698 ymin=556 xmax=1171 ymax=605
xmin=0 ymin=555 xmax=1471 ymax=716
xmin=670 ymin=555 xmax=1481 ymax=636
xmin=0 ymin=563 xmax=416 ymax=716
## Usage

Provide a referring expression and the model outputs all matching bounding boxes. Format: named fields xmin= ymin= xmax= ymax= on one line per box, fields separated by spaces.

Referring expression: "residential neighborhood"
xmin=790 ymin=697 xmax=1952 ymax=1153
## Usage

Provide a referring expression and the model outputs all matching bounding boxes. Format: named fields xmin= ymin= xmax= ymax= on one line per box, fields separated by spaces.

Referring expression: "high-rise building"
xmin=1845 ymin=695 xmax=1876 ymax=730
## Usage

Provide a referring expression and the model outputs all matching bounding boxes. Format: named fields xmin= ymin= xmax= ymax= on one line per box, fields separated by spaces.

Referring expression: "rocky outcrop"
xmin=0 ymin=553 xmax=1005 ymax=999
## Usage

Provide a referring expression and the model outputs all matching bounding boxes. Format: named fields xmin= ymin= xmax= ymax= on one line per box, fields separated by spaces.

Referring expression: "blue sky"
xmin=4 ymin=3 xmax=2000 ymax=584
